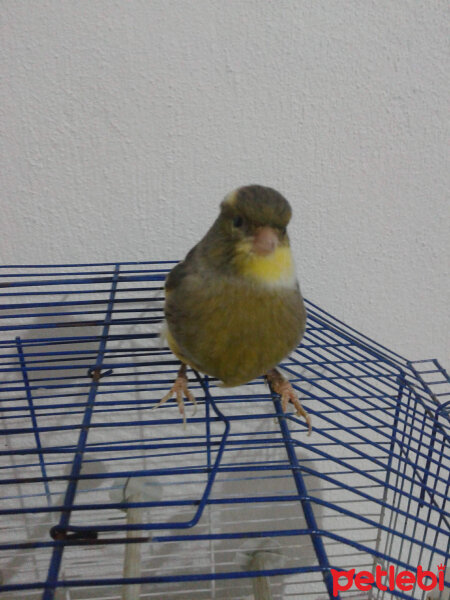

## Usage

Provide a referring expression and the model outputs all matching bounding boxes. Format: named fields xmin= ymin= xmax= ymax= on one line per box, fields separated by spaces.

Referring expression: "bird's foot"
xmin=153 ymin=364 xmax=197 ymax=428
xmin=266 ymin=368 xmax=312 ymax=435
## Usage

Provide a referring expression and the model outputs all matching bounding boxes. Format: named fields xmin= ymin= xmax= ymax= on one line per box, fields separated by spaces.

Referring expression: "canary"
xmin=155 ymin=185 xmax=311 ymax=434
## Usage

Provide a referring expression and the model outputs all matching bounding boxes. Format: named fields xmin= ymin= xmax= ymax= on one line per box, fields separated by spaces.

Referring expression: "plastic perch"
xmin=110 ymin=477 xmax=162 ymax=600
xmin=235 ymin=539 xmax=284 ymax=600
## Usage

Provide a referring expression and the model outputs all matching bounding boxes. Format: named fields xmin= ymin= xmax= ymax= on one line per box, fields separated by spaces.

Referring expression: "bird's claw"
xmin=266 ymin=369 xmax=312 ymax=435
xmin=279 ymin=381 xmax=312 ymax=435
xmin=153 ymin=366 xmax=197 ymax=428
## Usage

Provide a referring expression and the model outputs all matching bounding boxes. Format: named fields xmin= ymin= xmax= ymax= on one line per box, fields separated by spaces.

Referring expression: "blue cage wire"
xmin=0 ymin=261 xmax=448 ymax=600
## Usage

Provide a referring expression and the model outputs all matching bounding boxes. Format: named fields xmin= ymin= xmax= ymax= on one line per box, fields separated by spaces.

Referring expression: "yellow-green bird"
xmin=155 ymin=185 xmax=311 ymax=434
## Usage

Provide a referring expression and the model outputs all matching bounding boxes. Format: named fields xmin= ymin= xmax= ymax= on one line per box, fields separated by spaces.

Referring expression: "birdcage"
xmin=0 ymin=261 xmax=448 ymax=600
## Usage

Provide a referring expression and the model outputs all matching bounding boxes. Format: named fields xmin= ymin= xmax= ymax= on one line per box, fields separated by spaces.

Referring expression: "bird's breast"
xmin=166 ymin=274 xmax=306 ymax=386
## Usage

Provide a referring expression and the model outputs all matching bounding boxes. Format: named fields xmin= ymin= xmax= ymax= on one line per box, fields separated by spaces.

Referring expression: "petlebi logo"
xmin=330 ymin=563 xmax=446 ymax=597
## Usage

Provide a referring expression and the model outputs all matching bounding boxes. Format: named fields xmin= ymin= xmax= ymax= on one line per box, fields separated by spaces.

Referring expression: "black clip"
xmin=87 ymin=367 xmax=114 ymax=382
xmin=51 ymin=526 xmax=98 ymax=541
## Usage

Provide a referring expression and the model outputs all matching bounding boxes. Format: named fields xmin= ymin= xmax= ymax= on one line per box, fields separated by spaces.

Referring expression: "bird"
xmin=155 ymin=185 xmax=311 ymax=434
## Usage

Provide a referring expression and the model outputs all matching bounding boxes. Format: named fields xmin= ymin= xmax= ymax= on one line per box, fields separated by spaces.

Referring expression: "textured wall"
xmin=1 ymin=1 xmax=449 ymax=367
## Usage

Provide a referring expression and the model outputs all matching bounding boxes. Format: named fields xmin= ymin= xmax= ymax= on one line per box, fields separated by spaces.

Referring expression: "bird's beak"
xmin=251 ymin=226 xmax=279 ymax=256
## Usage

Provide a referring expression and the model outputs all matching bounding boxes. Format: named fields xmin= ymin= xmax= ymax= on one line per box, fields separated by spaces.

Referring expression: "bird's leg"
xmin=265 ymin=368 xmax=312 ymax=435
xmin=153 ymin=362 xmax=197 ymax=427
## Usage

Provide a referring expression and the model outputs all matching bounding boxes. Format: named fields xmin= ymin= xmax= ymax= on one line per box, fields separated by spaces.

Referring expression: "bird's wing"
xmin=163 ymin=244 xmax=202 ymax=368
xmin=165 ymin=244 xmax=199 ymax=293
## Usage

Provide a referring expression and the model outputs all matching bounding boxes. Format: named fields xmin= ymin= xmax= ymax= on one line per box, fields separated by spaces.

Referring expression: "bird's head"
xmin=204 ymin=185 xmax=296 ymax=287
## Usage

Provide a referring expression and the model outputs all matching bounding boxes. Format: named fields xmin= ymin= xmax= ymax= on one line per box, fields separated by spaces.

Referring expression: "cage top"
xmin=0 ymin=260 xmax=448 ymax=404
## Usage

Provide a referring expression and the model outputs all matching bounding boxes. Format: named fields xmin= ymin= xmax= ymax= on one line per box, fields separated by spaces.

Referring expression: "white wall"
xmin=1 ymin=1 xmax=449 ymax=368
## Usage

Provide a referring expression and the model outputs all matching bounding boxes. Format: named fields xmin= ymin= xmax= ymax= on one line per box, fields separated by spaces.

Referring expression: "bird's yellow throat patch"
xmin=234 ymin=243 xmax=296 ymax=287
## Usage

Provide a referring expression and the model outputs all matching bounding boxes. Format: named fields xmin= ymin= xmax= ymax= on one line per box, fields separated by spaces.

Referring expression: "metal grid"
xmin=0 ymin=261 xmax=448 ymax=600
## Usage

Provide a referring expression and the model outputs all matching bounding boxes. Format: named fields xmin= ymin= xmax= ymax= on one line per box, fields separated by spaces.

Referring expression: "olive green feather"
xmin=164 ymin=185 xmax=306 ymax=386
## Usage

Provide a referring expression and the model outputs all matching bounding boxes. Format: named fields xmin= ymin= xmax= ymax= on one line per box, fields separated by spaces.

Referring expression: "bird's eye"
xmin=280 ymin=226 xmax=287 ymax=235
xmin=233 ymin=216 xmax=244 ymax=228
